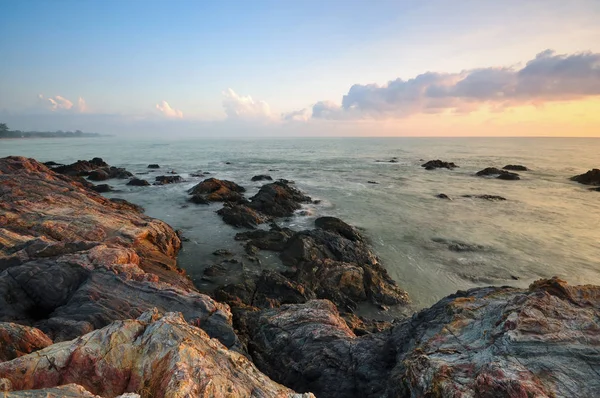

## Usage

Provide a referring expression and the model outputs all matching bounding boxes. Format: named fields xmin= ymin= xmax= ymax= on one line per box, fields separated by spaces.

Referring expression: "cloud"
xmin=155 ymin=100 xmax=183 ymax=118
xmin=282 ymin=108 xmax=310 ymax=122
xmin=312 ymin=49 xmax=600 ymax=119
xmin=222 ymin=88 xmax=271 ymax=121
xmin=37 ymin=94 xmax=89 ymax=113
xmin=77 ymin=97 xmax=87 ymax=113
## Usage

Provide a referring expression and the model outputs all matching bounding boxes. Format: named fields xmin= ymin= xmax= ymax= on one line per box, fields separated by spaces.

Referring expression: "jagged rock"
xmin=476 ymin=167 xmax=520 ymax=180
xmin=0 ymin=323 xmax=52 ymax=362
xmin=52 ymin=158 xmax=108 ymax=176
xmin=217 ymin=203 xmax=268 ymax=228
xmin=91 ymin=184 xmax=112 ymax=193
xmin=571 ymin=168 xmax=600 ymax=185
xmin=188 ymin=178 xmax=245 ymax=202
xmin=503 ymin=164 xmax=528 ymax=171
xmin=1 ymin=383 xmax=107 ymax=397
xmin=251 ymin=174 xmax=273 ymax=181
xmin=248 ymin=181 xmax=312 ymax=217
xmin=421 ymin=160 xmax=458 ymax=170
xmin=154 ymin=175 xmax=182 ymax=185
xmin=147 ymin=164 xmax=160 ymax=169
xmin=0 ymin=156 xmax=239 ymax=350
xmin=241 ymin=278 xmax=600 ymax=398
xmin=87 ymin=169 xmax=109 ymax=181
xmin=462 ymin=194 xmax=507 ymax=201
xmin=0 ymin=311 xmax=313 ymax=398
xmin=314 ymin=216 xmax=363 ymax=242
xmin=234 ymin=225 xmax=295 ymax=251
xmin=436 ymin=193 xmax=451 ymax=199
xmin=126 ymin=178 xmax=150 ymax=186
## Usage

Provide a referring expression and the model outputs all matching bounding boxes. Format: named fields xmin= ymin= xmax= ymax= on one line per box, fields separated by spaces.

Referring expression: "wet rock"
xmin=91 ymin=184 xmax=112 ymax=193
xmin=88 ymin=169 xmax=109 ymax=181
xmin=462 ymin=194 xmax=507 ymax=201
xmin=432 ymin=237 xmax=486 ymax=252
xmin=367 ymin=180 xmax=379 ymax=184
xmin=234 ymin=225 xmax=295 ymax=251
xmin=503 ymin=164 xmax=528 ymax=171
xmin=248 ymin=181 xmax=312 ymax=217
xmin=126 ymin=178 xmax=150 ymax=186
xmin=0 ymin=323 xmax=52 ymax=362
xmin=188 ymin=178 xmax=246 ymax=202
xmin=421 ymin=160 xmax=458 ymax=170
xmin=109 ymin=197 xmax=145 ymax=212
xmin=251 ymin=174 xmax=273 ymax=181
xmin=0 ymin=156 xmax=239 ymax=350
xmin=0 ymin=311 xmax=311 ymax=397
xmin=154 ymin=175 xmax=183 ymax=185
xmin=52 ymin=158 xmax=108 ymax=176
xmin=42 ymin=161 xmax=63 ymax=167
xmin=476 ymin=167 xmax=520 ymax=180
xmin=436 ymin=193 xmax=451 ymax=200
xmin=217 ymin=203 xmax=269 ymax=229
xmin=213 ymin=249 xmax=233 ymax=256
xmin=571 ymin=168 xmax=600 ymax=185
xmin=147 ymin=164 xmax=160 ymax=169
xmin=314 ymin=216 xmax=363 ymax=242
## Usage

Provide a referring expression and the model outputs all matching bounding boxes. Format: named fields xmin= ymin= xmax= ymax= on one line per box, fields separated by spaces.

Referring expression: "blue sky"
xmin=1 ymin=0 xmax=600 ymax=136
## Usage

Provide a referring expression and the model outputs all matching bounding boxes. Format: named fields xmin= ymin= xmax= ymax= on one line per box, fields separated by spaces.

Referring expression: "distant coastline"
xmin=0 ymin=131 xmax=106 ymax=139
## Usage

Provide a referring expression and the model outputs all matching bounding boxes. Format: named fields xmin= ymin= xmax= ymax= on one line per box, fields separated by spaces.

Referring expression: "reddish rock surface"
xmin=0 ymin=322 xmax=52 ymax=362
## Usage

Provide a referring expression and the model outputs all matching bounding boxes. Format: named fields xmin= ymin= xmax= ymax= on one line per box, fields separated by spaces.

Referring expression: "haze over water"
xmin=3 ymin=136 xmax=599 ymax=309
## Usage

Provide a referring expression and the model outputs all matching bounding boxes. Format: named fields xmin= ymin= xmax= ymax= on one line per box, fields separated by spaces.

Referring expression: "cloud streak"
xmin=313 ymin=49 xmax=600 ymax=119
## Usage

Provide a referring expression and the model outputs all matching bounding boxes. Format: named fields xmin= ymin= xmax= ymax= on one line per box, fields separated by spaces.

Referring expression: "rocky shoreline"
xmin=1 ymin=156 xmax=599 ymax=397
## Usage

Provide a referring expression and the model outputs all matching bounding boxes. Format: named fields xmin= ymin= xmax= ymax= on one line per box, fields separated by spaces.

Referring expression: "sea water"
xmin=2 ymin=136 xmax=599 ymax=309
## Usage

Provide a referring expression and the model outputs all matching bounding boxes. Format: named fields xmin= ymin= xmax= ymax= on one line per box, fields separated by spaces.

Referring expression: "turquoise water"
xmin=2 ymin=137 xmax=600 ymax=309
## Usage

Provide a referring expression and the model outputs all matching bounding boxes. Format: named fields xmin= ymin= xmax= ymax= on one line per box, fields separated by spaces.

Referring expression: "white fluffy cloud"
xmin=155 ymin=100 xmax=183 ymax=118
xmin=222 ymin=88 xmax=271 ymax=121
xmin=312 ymin=49 xmax=600 ymax=120
xmin=282 ymin=108 xmax=311 ymax=122
xmin=37 ymin=94 xmax=88 ymax=113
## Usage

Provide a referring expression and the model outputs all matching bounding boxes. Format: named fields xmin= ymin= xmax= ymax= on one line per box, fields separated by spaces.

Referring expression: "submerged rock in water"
xmin=239 ymin=278 xmax=600 ymax=398
xmin=0 ymin=156 xmax=239 ymax=350
xmin=251 ymin=174 xmax=273 ymax=181
xmin=503 ymin=164 xmax=528 ymax=171
xmin=154 ymin=175 xmax=183 ymax=185
xmin=571 ymin=168 xmax=600 ymax=185
xmin=147 ymin=163 xmax=160 ymax=169
xmin=476 ymin=167 xmax=520 ymax=180
xmin=248 ymin=180 xmax=312 ymax=217
xmin=188 ymin=177 xmax=245 ymax=202
xmin=462 ymin=194 xmax=507 ymax=201
xmin=91 ymin=183 xmax=113 ymax=193
xmin=421 ymin=159 xmax=458 ymax=170
xmin=0 ymin=310 xmax=311 ymax=397
xmin=436 ymin=193 xmax=451 ymax=199
xmin=216 ymin=203 xmax=269 ymax=228
xmin=126 ymin=177 xmax=150 ymax=186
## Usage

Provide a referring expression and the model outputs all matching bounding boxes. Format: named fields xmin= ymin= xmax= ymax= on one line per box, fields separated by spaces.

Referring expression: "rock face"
xmin=248 ymin=181 xmax=312 ymax=217
xmin=421 ymin=160 xmax=458 ymax=170
xmin=188 ymin=178 xmax=245 ymax=202
xmin=476 ymin=167 xmax=520 ymax=180
xmin=0 ymin=156 xmax=238 ymax=350
xmin=0 ymin=323 xmax=52 ymax=362
xmin=0 ymin=310 xmax=312 ymax=398
xmin=503 ymin=164 xmax=528 ymax=171
xmin=571 ymin=168 xmax=600 ymax=185
xmin=241 ymin=278 xmax=600 ymax=398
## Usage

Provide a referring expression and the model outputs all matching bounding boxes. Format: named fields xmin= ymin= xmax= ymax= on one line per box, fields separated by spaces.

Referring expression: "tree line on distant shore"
xmin=0 ymin=123 xmax=102 ymax=139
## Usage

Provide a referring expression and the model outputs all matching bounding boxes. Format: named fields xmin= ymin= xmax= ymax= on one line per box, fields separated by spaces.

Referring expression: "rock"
xmin=0 ymin=156 xmax=239 ymax=350
xmin=1 ymin=383 xmax=104 ymax=397
xmin=251 ymin=174 xmax=273 ymax=181
xmin=503 ymin=164 xmax=528 ymax=171
xmin=147 ymin=164 xmax=160 ymax=169
xmin=109 ymin=198 xmax=145 ymax=212
xmin=462 ymin=194 xmax=507 ymax=201
xmin=476 ymin=167 xmax=520 ymax=180
xmin=421 ymin=160 xmax=458 ymax=170
xmin=225 ymin=161 xmax=232 ymax=164
xmin=0 ymin=323 xmax=52 ymax=362
xmin=314 ymin=216 xmax=363 ymax=242
xmin=216 ymin=203 xmax=269 ymax=229
xmin=248 ymin=181 xmax=312 ymax=217
xmin=106 ymin=167 xmax=133 ymax=179
xmin=367 ymin=181 xmax=379 ymax=184
xmin=432 ymin=237 xmax=486 ymax=252
xmin=213 ymin=249 xmax=233 ymax=256
xmin=0 ymin=311 xmax=312 ymax=398
xmin=154 ymin=175 xmax=182 ymax=185
xmin=571 ymin=168 xmax=600 ymax=185
xmin=240 ymin=278 xmax=600 ymax=398
xmin=591 ymin=187 xmax=600 ymax=192
xmin=52 ymin=158 xmax=108 ymax=177
xmin=126 ymin=178 xmax=150 ymax=186
xmin=188 ymin=178 xmax=245 ymax=202
xmin=91 ymin=184 xmax=112 ymax=193
xmin=42 ymin=161 xmax=63 ymax=167
xmin=87 ymin=166 xmax=133 ymax=181
xmin=234 ymin=225 xmax=295 ymax=251
xmin=436 ymin=193 xmax=451 ymax=200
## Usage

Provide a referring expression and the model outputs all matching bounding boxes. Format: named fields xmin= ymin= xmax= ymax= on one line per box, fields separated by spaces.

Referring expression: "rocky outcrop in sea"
xmin=1 ymin=156 xmax=599 ymax=397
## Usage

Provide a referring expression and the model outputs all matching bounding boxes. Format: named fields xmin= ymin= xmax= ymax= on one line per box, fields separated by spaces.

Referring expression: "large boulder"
xmin=0 ymin=156 xmax=238 ymax=350
xmin=421 ymin=160 xmax=458 ymax=170
xmin=188 ymin=178 xmax=245 ymax=202
xmin=251 ymin=174 xmax=273 ymax=181
xmin=571 ymin=168 xmax=600 ymax=185
xmin=52 ymin=158 xmax=108 ymax=177
xmin=0 ymin=323 xmax=52 ymax=362
xmin=503 ymin=164 xmax=528 ymax=171
xmin=216 ymin=203 xmax=269 ymax=228
xmin=248 ymin=181 xmax=312 ymax=217
xmin=126 ymin=178 xmax=150 ymax=186
xmin=154 ymin=175 xmax=183 ymax=185
xmin=0 ymin=310 xmax=312 ymax=398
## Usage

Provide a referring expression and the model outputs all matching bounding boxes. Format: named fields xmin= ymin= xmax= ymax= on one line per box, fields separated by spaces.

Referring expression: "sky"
xmin=1 ymin=0 xmax=600 ymax=137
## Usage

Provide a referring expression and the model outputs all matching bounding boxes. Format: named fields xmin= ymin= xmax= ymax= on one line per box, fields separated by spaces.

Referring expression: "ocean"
xmin=2 ymin=137 xmax=599 ymax=310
